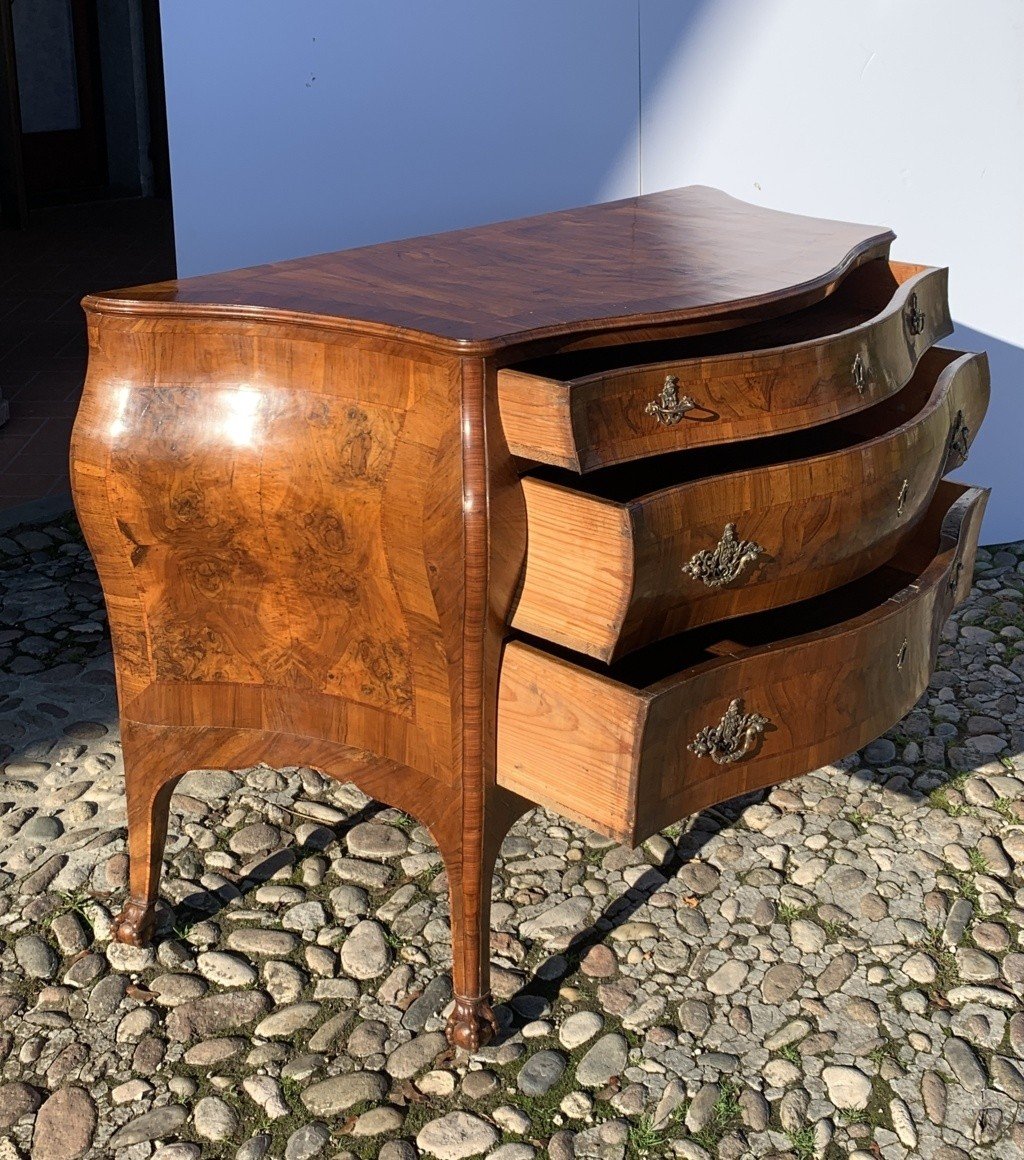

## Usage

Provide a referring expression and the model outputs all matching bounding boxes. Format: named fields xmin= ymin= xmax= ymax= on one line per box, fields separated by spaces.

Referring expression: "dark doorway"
xmin=0 ymin=0 xmax=175 ymax=510
xmin=0 ymin=0 xmax=170 ymax=226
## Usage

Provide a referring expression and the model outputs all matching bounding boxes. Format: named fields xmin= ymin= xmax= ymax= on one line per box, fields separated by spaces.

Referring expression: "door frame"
xmin=0 ymin=0 xmax=27 ymax=228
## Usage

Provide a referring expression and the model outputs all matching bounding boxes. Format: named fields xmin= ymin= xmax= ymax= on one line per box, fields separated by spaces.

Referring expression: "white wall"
xmin=160 ymin=0 xmax=638 ymax=275
xmin=160 ymin=1 xmax=1022 ymax=541
xmin=637 ymin=0 xmax=1024 ymax=543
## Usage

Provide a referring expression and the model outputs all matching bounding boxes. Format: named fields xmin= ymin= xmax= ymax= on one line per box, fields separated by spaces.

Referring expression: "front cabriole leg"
xmin=112 ymin=722 xmax=181 ymax=946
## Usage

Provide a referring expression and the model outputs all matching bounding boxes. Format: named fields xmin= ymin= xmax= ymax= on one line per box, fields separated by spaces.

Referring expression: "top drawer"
xmin=498 ymin=259 xmax=951 ymax=471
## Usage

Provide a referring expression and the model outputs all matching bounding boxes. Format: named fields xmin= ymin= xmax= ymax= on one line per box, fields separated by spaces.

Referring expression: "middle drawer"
xmin=511 ymin=346 xmax=988 ymax=662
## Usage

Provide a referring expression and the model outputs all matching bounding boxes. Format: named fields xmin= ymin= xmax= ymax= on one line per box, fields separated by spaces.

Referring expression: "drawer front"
xmin=499 ymin=262 xmax=951 ymax=471
xmin=497 ymin=482 xmax=987 ymax=844
xmin=511 ymin=349 xmax=989 ymax=662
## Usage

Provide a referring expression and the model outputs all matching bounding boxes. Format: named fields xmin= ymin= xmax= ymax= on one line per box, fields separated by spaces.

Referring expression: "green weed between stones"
xmin=787 ymin=1124 xmax=817 ymax=1160
xmin=692 ymin=1079 xmax=742 ymax=1151
xmin=626 ymin=1111 xmax=676 ymax=1157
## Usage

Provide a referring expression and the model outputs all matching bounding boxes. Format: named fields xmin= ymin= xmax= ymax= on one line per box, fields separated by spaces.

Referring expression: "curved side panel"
xmin=70 ymin=312 xmax=466 ymax=784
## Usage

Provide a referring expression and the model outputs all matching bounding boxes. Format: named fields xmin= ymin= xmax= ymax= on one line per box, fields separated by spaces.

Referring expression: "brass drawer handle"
xmin=905 ymin=292 xmax=926 ymax=336
xmin=948 ymin=409 xmax=970 ymax=462
xmin=645 ymin=375 xmax=696 ymax=426
xmin=852 ymin=352 xmax=869 ymax=395
xmin=682 ymin=523 xmax=764 ymax=588
xmin=689 ymin=698 xmax=770 ymax=765
xmin=897 ymin=478 xmax=909 ymax=517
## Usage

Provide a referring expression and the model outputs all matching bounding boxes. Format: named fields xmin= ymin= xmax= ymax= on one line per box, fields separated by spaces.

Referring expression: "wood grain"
xmin=70 ymin=311 xmax=530 ymax=1048
xmin=82 ymin=187 xmax=892 ymax=353
xmin=511 ymin=348 xmax=989 ymax=660
xmin=499 ymin=261 xmax=949 ymax=471
xmin=497 ymin=482 xmax=988 ymax=844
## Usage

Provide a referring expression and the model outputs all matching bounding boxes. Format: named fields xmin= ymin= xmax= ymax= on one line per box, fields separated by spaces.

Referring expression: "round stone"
xmin=761 ymin=963 xmax=803 ymax=1003
xmin=108 ymin=1105 xmax=189 ymax=1149
xmin=177 ymin=769 xmax=242 ymax=799
xmin=579 ymin=945 xmax=616 ymax=977
xmin=150 ymin=973 xmax=208 ymax=1007
xmin=416 ymin=1111 xmax=499 ymax=1159
xmin=351 ymin=1106 xmax=405 ymax=1136
xmin=517 ymin=1050 xmax=566 ymax=1096
xmin=346 ymin=822 xmax=408 ymax=860
xmin=559 ymin=1010 xmax=604 ymax=1049
xmin=15 ymin=934 xmax=59 ymax=979
xmin=183 ymin=1038 xmax=247 ymax=1066
xmin=255 ymin=1002 xmax=320 ymax=1038
xmin=822 ymin=1066 xmax=872 ymax=1110
xmin=341 ymin=920 xmax=393 ymax=980
xmin=196 ymin=951 xmax=258 ymax=987
xmin=863 ymin=738 xmax=897 ymax=764
xmin=575 ymin=1033 xmax=628 ymax=1088
xmin=0 ymin=1081 xmax=42 ymax=1130
xmin=22 ymin=814 xmax=63 ymax=841
xmin=706 ymin=959 xmax=749 ymax=995
xmin=193 ymin=1095 xmax=238 ymax=1141
xmin=226 ymin=929 xmax=298 ymax=957
xmin=300 ymin=1072 xmax=388 ymax=1116
xmin=31 ymin=1086 xmax=97 ymax=1160
xmin=282 ymin=901 xmax=327 ymax=933
xmin=386 ymin=1032 xmax=448 ymax=1079
xmin=284 ymin=1122 xmax=330 ymax=1160
xmin=229 ymin=823 xmax=281 ymax=855
xmin=329 ymin=884 xmax=370 ymax=918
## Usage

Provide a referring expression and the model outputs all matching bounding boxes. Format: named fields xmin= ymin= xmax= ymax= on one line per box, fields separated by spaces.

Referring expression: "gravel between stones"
xmin=2 ymin=514 xmax=1024 ymax=1158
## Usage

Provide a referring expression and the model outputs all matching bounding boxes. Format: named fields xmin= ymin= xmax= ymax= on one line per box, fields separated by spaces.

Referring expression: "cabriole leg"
xmin=112 ymin=725 xmax=180 ymax=946
xmin=437 ymin=799 xmax=524 ymax=1051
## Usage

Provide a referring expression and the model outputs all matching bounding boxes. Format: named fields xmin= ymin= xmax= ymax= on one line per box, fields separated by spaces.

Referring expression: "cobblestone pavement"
xmin=1 ymin=511 xmax=1023 ymax=1160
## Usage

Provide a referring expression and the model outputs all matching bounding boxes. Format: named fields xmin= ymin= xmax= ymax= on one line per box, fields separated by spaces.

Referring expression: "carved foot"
xmin=445 ymin=994 xmax=499 ymax=1051
xmin=112 ymin=898 xmax=157 ymax=946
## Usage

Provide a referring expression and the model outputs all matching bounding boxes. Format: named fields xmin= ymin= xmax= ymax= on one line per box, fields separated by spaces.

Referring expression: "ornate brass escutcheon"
xmin=645 ymin=374 xmax=697 ymax=426
xmin=948 ymin=409 xmax=971 ymax=464
xmin=682 ymin=523 xmax=764 ymax=588
xmin=905 ymin=291 xmax=926 ymax=336
xmin=689 ymin=698 xmax=771 ymax=765
xmin=852 ymin=351 xmax=869 ymax=395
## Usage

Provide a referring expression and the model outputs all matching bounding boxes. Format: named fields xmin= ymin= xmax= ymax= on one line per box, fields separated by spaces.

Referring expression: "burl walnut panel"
xmin=71 ymin=187 xmax=984 ymax=1051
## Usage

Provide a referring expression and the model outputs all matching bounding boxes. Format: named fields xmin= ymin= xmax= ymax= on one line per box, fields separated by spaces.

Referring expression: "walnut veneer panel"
xmin=499 ymin=261 xmax=949 ymax=470
xmin=497 ymin=483 xmax=988 ymax=844
xmin=82 ymin=187 xmax=891 ymax=351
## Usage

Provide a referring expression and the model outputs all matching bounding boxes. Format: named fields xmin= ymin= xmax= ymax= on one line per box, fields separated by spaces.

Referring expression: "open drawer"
xmin=497 ymin=481 xmax=987 ymax=845
xmin=498 ymin=259 xmax=951 ymax=471
xmin=512 ymin=347 xmax=989 ymax=661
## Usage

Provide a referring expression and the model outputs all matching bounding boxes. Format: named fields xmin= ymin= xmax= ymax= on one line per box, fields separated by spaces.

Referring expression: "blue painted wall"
xmin=160 ymin=1 xmax=640 ymax=276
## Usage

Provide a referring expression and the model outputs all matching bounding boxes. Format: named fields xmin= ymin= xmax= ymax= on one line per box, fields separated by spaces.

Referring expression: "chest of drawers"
xmin=70 ymin=187 xmax=989 ymax=1050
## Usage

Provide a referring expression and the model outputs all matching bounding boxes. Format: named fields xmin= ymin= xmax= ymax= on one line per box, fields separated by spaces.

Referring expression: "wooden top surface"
xmin=85 ymin=186 xmax=893 ymax=353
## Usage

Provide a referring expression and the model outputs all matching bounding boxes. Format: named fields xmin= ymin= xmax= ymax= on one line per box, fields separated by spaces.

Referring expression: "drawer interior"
xmin=528 ymin=345 xmax=961 ymax=504
xmin=510 ymin=258 xmax=925 ymax=381
xmin=512 ymin=478 xmax=967 ymax=692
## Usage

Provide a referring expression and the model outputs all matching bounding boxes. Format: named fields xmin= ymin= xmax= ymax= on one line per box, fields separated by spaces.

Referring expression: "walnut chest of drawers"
xmin=70 ymin=187 xmax=990 ymax=1049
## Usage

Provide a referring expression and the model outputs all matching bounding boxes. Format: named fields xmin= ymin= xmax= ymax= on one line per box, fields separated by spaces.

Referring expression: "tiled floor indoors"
xmin=0 ymin=198 xmax=175 ymax=513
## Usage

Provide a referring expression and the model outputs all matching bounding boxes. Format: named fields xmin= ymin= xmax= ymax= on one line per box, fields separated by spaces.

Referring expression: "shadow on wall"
xmin=947 ymin=323 xmax=1024 ymax=547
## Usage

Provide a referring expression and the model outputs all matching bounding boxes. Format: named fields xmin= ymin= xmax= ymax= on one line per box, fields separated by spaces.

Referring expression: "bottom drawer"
xmin=496 ymin=480 xmax=987 ymax=844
